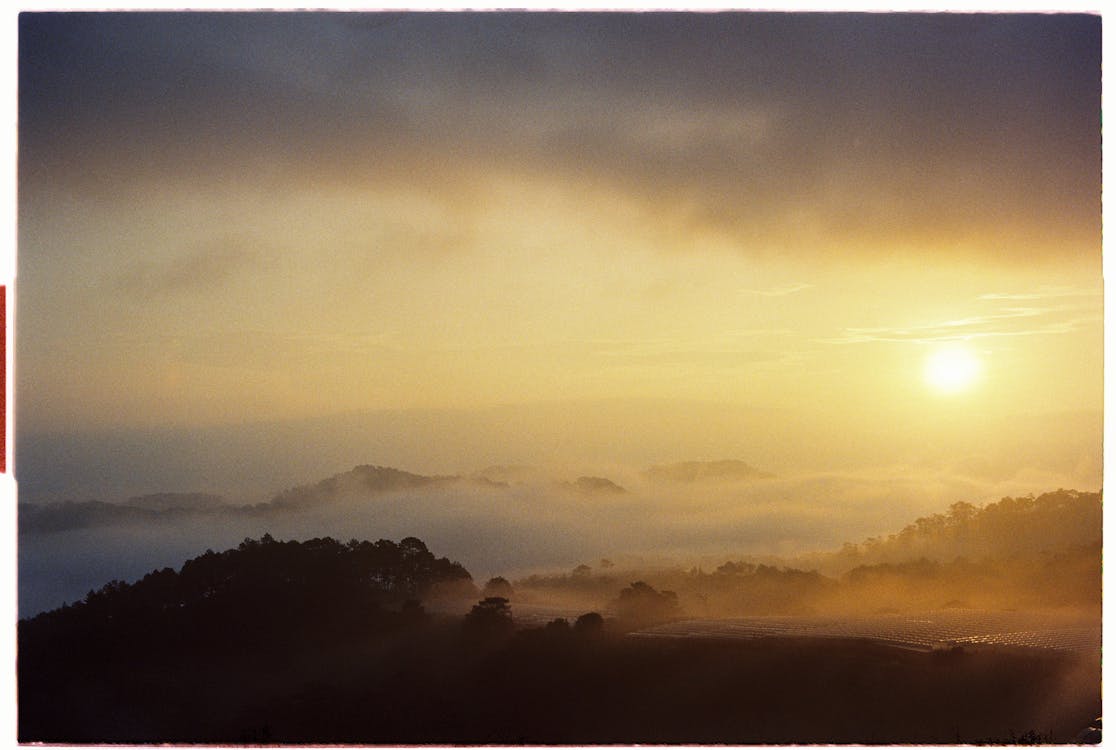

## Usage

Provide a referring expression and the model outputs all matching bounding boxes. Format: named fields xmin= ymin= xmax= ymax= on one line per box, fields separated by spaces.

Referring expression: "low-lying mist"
xmin=18 ymin=456 xmax=1101 ymax=618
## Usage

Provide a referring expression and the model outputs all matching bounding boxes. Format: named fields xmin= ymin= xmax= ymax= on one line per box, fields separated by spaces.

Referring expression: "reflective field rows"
xmin=628 ymin=610 xmax=1101 ymax=653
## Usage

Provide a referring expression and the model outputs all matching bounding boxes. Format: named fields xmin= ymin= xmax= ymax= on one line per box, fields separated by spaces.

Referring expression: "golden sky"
xmin=16 ymin=13 xmax=1102 ymax=492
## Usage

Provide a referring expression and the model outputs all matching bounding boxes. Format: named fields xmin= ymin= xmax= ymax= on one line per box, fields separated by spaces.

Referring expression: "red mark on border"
xmin=1 ymin=286 xmax=6 ymax=472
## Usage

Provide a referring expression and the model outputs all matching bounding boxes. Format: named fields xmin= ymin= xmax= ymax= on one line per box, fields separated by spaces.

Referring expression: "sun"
xmin=924 ymin=345 xmax=982 ymax=395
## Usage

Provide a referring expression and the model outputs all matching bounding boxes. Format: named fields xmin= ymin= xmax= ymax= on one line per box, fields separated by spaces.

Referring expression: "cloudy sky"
xmin=15 ymin=12 xmax=1102 ymax=499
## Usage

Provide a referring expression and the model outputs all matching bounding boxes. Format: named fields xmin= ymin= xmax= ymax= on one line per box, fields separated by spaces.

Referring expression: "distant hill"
xmin=565 ymin=476 xmax=626 ymax=494
xmin=260 ymin=464 xmax=466 ymax=511
xmin=645 ymin=460 xmax=774 ymax=483
xmin=18 ymin=465 xmax=498 ymax=534
xmin=20 ymin=462 xmax=642 ymax=535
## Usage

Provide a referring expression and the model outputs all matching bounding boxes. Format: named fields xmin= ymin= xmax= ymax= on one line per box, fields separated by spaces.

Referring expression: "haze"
xmin=16 ymin=12 xmax=1102 ymax=612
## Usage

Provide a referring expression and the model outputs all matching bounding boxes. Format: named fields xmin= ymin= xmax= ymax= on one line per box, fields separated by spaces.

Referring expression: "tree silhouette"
xmin=482 ymin=576 xmax=514 ymax=598
xmin=614 ymin=581 xmax=680 ymax=628
xmin=544 ymin=617 xmax=571 ymax=634
xmin=574 ymin=611 xmax=605 ymax=634
xmin=462 ymin=596 xmax=514 ymax=640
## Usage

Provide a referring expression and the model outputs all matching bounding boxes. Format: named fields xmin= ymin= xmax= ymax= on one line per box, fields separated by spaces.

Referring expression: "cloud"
xmin=19 ymin=13 xmax=1101 ymax=267
xmin=978 ymin=286 xmax=1102 ymax=301
xmin=822 ymin=302 xmax=1100 ymax=345
xmin=113 ymin=238 xmax=267 ymax=299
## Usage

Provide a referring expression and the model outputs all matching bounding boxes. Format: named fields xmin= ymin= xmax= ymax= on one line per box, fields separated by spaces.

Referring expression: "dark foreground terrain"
xmin=19 ymin=626 xmax=1100 ymax=744
xmin=19 ymin=535 xmax=1101 ymax=744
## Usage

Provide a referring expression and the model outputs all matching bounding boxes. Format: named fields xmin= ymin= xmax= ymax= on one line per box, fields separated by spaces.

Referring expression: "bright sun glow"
xmin=924 ymin=346 xmax=982 ymax=394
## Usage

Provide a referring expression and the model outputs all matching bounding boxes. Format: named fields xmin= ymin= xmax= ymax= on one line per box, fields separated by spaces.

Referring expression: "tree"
xmin=482 ymin=576 xmax=514 ymax=598
xmin=399 ymin=536 xmax=429 ymax=557
xmin=614 ymin=582 xmax=680 ymax=627
xmin=948 ymin=501 xmax=976 ymax=525
xmin=462 ymin=596 xmax=514 ymax=639
xmin=544 ymin=618 xmax=571 ymax=634
xmin=573 ymin=611 xmax=605 ymax=634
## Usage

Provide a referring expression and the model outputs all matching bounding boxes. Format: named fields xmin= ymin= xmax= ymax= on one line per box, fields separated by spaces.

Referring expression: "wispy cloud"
xmin=822 ymin=307 xmax=1099 ymax=345
xmin=978 ymin=286 xmax=1102 ymax=301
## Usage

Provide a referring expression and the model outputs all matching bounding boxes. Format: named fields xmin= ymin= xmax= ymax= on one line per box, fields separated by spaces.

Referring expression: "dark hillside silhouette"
xmin=18 ymin=534 xmax=476 ymax=742
xmin=21 ymin=534 xmax=474 ymax=640
xmin=20 ymin=568 xmax=1100 ymax=744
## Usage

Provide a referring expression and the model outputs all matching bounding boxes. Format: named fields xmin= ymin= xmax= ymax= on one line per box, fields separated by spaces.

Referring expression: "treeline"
xmin=515 ymin=550 xmax=1101 ymax=619
xmin=517 ymin=561 xmax=840 ymax=618
xmin=828 ymin=489 xmax=1101 ymax=569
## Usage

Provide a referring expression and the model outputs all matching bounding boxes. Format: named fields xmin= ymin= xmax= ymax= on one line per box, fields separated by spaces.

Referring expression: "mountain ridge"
xmin=20 ymin=459 xmax=771 ymax=534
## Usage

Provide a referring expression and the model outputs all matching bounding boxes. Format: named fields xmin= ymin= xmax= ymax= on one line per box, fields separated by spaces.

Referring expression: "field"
xmin=629 ymin=609 xmax=1100 ymax=654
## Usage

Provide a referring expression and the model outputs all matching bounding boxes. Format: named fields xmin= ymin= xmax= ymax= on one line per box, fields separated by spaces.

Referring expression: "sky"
xmin=14 ymin=12 xmax=1103 ymax=501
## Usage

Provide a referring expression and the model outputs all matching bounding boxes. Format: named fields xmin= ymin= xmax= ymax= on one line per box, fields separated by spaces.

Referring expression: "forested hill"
xmin=19 ymin=535 xmax=475 ymax=637
xmin=514 ymin=490 xmax=1102 ymax=617
xmin=822 ymin=489 xmax=1101 ymax=571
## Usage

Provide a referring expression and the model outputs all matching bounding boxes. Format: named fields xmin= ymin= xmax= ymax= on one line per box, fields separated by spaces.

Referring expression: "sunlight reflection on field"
xmin=627 ymin=609 xmax=1100 ymax=653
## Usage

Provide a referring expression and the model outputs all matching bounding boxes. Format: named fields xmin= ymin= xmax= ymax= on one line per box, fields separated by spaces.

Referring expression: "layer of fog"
xmin=18 ymin=458 xmax=1098 ymax=617
xmin=16 ymin=399 xmax=1101 ymax=506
